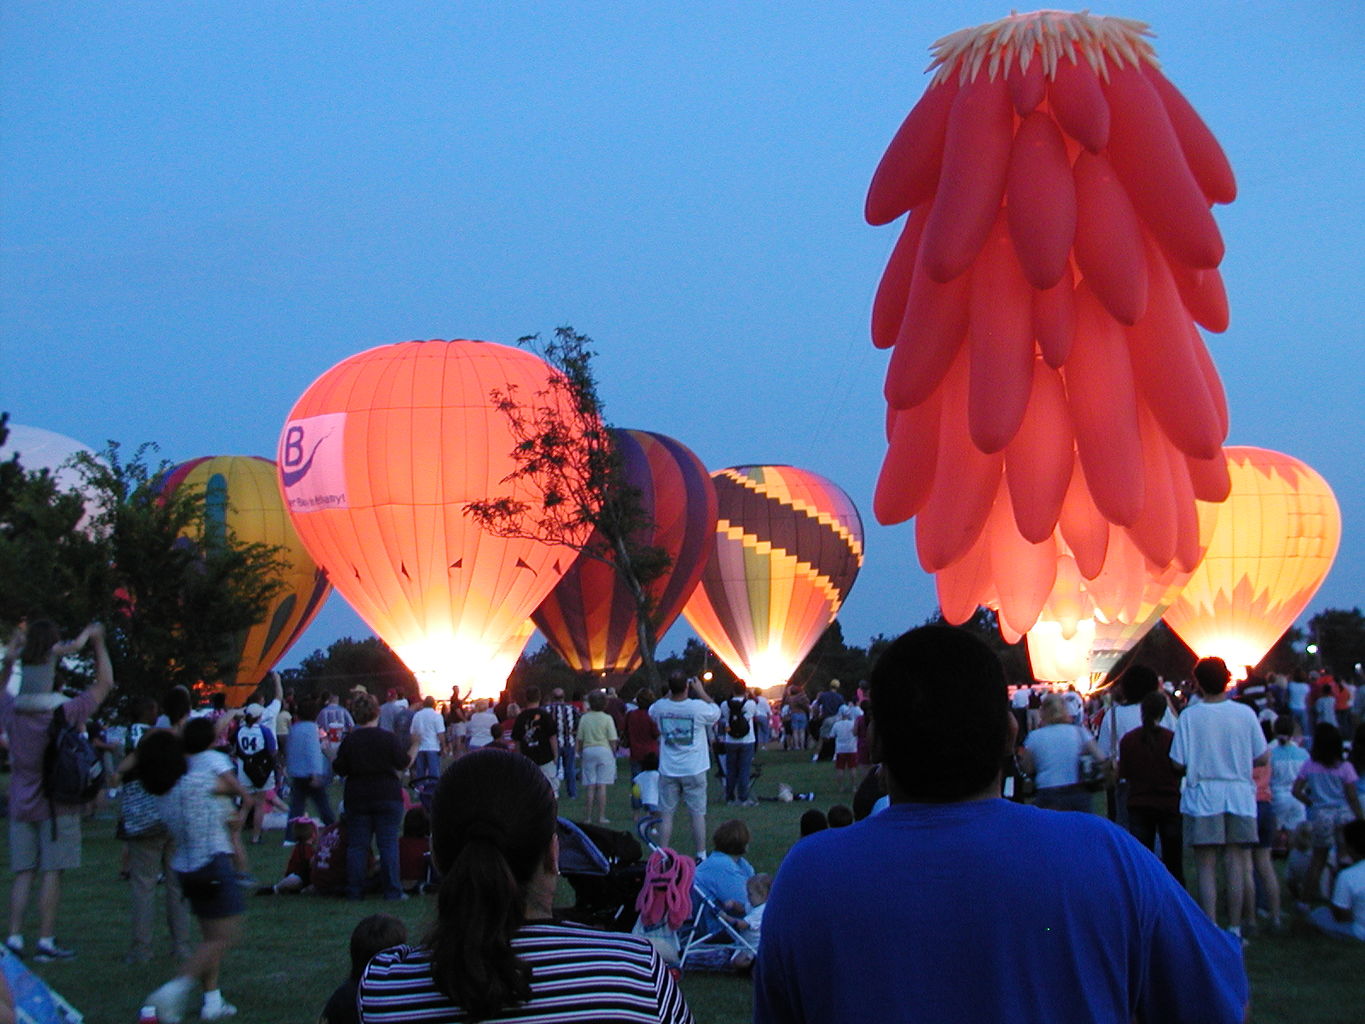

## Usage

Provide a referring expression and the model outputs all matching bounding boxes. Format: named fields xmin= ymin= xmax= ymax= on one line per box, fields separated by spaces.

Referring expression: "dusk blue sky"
xmin=3 ymin=2 xmax=1361 ymax=670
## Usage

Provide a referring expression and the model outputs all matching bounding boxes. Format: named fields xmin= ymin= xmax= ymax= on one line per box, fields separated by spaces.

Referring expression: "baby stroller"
xmin=556 ymin=818 xmax=647 ymax=931
xmin=633 ymin=816 xmax=759 ymax=972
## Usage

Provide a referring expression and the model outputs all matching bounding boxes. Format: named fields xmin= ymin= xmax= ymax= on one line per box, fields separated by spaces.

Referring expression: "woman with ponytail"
xmin=357 ymin=748 xmax=694 ymax=1023
xmin=1118 ymin=691 xmax=1184 ymax=884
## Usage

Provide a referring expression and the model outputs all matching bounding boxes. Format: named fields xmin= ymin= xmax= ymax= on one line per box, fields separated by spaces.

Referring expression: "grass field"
xmin=8 ymin=750 xmax=1363 ymax=1024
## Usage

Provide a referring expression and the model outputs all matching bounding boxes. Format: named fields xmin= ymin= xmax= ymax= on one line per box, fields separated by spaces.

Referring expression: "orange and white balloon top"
xmin=1164 ymin=447 xmax=1341 ymax=678
xmin=278 ymin=339 xmax=595 ymax=700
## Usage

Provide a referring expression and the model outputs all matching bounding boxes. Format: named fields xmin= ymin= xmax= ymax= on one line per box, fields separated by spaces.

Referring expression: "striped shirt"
xmin=359 ymin=923 xmax=693 ymax=1023
xmin=546 ymin=702 xmax=581 ymax=750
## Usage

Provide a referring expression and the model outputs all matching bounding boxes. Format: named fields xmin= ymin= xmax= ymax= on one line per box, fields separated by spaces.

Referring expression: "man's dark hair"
xmin=667 ymin=673 xmax=688 ymax=696
xmin=523 ymin=685 xmax=540 ymax=706
xmin=182 ymin=716 xmax=216 ymax=755
xmin=799 ymin=809 xmax=828 ymax=837
xmin=1194 ymin=657 xmax=1231 ymax=695
xmin=869 ymin=625 xmax=1009 ymax=803
xmin=827 ymin=805 xmax=854 ymax=828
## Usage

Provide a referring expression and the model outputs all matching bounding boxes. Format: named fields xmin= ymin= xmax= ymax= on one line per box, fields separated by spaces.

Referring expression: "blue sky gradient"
xmin=3 ymin=2 xmax=1360 ymax=666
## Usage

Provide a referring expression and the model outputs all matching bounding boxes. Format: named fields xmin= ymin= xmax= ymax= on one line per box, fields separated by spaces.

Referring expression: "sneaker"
xmin=201 ymin=999 xmax=238 ymax=1020
xmin=4 ymin=936 xmax=22 ymax=958
xmin=234 ymin=873 xmax=259 ymax=889
xmin=145 ymin=977 xmax=195 ymax=1024
xmin=33 ymin=941 xmax=76 ymax=962
xmin=281 ymin=839 xmax=297 ymax=847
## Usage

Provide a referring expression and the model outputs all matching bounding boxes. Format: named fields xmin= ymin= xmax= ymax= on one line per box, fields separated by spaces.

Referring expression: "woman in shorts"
xmin=138 ymin=717 xmax=248 ymax=1022
xmin=576 ymin=690 xmax=619 ymax=825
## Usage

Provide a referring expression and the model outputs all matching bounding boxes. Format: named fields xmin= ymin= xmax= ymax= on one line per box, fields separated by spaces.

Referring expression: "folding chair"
xmin=633 ymin=815 xmax=759 ymax=972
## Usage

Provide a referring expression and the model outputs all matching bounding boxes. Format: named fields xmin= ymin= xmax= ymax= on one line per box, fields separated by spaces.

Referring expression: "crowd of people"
xmin=2 ymin=614 xmax=1363 ymax=1022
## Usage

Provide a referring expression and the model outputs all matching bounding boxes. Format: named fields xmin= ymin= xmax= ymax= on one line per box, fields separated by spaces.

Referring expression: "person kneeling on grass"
xmin=138 ymin=719 xmax=248 ymax=1022
xmin=1309 ymin=818 xmax=1365 ymax=941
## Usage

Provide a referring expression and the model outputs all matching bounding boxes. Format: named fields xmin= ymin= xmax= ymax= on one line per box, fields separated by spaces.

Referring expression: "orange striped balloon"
xmin=682 ymin=466 xmax=863 ymax=691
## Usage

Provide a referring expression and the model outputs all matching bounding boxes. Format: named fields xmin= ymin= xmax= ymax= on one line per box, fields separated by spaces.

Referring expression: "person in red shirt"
xmin=623 ymin=690 xmax=661 ymax=778
xmin=1119 ymin=691 xmax=1183 ymax=884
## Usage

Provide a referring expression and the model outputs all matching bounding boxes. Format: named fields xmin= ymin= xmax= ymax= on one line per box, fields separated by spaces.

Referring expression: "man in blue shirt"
xmin=754 ymin=626 xmax=1249 ymax=1024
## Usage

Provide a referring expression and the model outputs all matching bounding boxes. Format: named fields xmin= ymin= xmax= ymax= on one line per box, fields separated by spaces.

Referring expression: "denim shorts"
xmin=178 ymin=852 xmax=244 ymax=920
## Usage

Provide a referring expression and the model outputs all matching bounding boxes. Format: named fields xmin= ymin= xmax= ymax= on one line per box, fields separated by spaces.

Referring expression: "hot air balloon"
xmin=278 ymin=339 xmax=597 ymax=700
xmin=160 ymin=455 xmax=332 ymax=706
xmin=532 ymin=428 xmax=717 ymax=683
xmin=868 ymin=10 xmax=1234 ymax=636
xmin=0 ymin=423 xmax=106 ymax=531
xmin=682 ymin=466 xmax=863 ymax=692
xmin=1164 ymin=447 xmax=1341 ymax=677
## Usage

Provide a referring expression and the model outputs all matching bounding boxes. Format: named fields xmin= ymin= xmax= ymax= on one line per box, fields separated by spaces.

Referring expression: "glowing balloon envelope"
xmin=532 ymin=428 xmax=717 ymax=678
xmin=682 ymin=465 xmax=864 ymax=691
xmin=868 ymin=10 xmax=1235 ymax=635
xmin=162 ymin=455 xmax=332 ymax=705
xmin=278 ymin=339 xmax=596 ymax=700
xmin=1163 ymin=447 xmax=1341 ymax=676
xmin=1 ymin=423 xmax=106 ymax=531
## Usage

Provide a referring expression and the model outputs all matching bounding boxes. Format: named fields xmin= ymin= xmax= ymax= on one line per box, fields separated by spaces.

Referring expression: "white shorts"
xmin=581 ymin=746 xmax=617 ymax=785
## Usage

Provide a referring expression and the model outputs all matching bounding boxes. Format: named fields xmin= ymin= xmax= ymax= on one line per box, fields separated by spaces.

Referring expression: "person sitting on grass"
xmin=798 ymin=809 xmax=827 ymax=838
xmin=694 ymin=819 xmax=756 ymax=935
xmin=357 ymin=748 xmax=693 ymax=1022
xmin=826 ymin=805 xmax=854 ymax=829
xmin=260 ymin=818 xmax=319 ymax=894
xmin=319 ymin=913 xmax=408 ymax=1024
xmin=1309 ymin=818 xmax=1365 ymax=942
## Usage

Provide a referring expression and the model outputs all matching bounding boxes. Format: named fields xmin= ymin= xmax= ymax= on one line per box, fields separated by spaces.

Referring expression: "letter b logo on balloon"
xmin=278 ymin=412 xmax=349 ymax=513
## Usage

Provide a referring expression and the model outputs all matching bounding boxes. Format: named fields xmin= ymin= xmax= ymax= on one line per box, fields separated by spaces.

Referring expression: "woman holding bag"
xmin=1018 ymin=693 xmax=1107 ymax=813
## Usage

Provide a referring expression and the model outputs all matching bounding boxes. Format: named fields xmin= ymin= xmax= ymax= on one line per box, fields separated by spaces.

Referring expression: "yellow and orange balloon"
xmin=161 ymin=455 xmax=332 ymax=706
xmin=682 ymin=466 xmax=863 ymax=692
xmin=1164 ymin=447 xmax=1341 ymax=677
xmin=278 ymin=339 xmax=596 ymax=700
xmin=868 ymin=10 xmax=1235 ymax=637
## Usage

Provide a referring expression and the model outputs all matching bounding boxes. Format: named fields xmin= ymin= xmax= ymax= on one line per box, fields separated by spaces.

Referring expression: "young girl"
xmin=1292 ymin=723 xmax=1364 ymax=906
xmin=12 ymin=620 xmax=94 ymax=711
xmin=139 ymin=717 xmax=250 ymax=1022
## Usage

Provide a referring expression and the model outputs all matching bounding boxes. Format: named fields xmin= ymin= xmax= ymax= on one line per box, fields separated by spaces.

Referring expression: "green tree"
xmin=284 ymin=635 xmax=418 ymax=701
xmin=1308 ymin=608 xmax=1365 ymax=678
xmin=72 ymin=443 xmax=286 ymax=700
xmin=0 ymin=415 xmax=110 ymax=642
xmin=465 ymin=326 xmax=673 ymax=692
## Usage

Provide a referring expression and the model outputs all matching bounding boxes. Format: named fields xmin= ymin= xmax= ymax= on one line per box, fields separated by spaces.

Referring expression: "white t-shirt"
xmin=649 ymin=697 xmax=721 ymax=777
xmin=1331 ymin=859 xmax=1365 ymax=940
xmin=467 ymin=710 xmax=499 ymax=748
xmin=1011 ymin=687 xmax=1032 ymax=709
xmin=1024 ymin=724 xmax=1087 ymax=789
xmin=410 ymin=707 xmax=445 ymax=752
xmin=721 ymin=698 xmax=758 ymax=746
xmin=635 ymin=769 xmax=660 ymax=809
xmin=1287 ymin=681 xmax=1309 ymax=710
xmin=832 ymin=719 xmax=857 ymax=755
xmin=1170 ymin=698 xmax=1267 ymax=818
